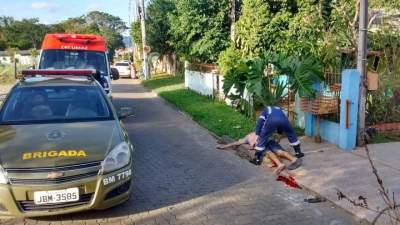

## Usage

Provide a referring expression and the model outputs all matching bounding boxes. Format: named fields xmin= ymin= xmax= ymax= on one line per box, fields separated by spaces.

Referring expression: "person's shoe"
xmin=249 ymin=150 xmax=265 ymax=165
xmin=288 ymin=158 xmax=302 ymax=170
xmin=295 ymin=152 xmax=305 ymax=158
xmin=293 ymin=144 xmax=304 ymax=158
xmin=249 ymin=157 xmax=262 ymax=165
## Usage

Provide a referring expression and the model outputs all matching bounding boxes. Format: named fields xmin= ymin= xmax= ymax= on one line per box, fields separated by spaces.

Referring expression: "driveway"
xmin=1 ymin=79 xmax=367 ymax=225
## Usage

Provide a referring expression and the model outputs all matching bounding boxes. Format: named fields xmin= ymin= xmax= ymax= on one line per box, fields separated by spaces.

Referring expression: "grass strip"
xmin=142 ymin=74 xmax=255 ymax=140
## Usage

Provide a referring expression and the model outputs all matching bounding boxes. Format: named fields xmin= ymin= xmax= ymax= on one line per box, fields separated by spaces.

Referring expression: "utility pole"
xmin=230 ymin=0 xmax=236 ymax=41
xmin=139 ymin=0 xmax=150 ymax=80
xmin=357 ymin=0 xmax=368 ymax=145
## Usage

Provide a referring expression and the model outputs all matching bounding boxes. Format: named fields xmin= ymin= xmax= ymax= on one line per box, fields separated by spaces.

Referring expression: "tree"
xmin=280 ymin=1 xmax=326 ymax=58
xmin=234 ymin=0 xmax=296 ymax=58
xmin=168 ymin=0 xmax=231 ymax=63
xmin=130 ymin=21 xmax=142 ymax=49
xmin=146 ymin=0 xmax=175 ymax=56
xmin=0 ymin=17 xmax=48 ymax=50
xmin=85 ymin=11 xmax=126 ymax=33
xmin=0 ymin=12 xmax=126 ymax=60
xmin=234 ymin=0 xmax=271 ymax=57
xmin=56 ymin=11 xmax=126 ymax=61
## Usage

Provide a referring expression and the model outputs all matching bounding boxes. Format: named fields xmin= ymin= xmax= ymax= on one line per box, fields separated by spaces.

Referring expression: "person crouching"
xmin=251 ymin=106 xmax=304 ymax=166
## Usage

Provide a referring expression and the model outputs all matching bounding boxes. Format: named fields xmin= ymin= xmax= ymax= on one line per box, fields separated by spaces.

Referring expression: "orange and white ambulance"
xmin=38 ymin=34 xmax=119 ymax=97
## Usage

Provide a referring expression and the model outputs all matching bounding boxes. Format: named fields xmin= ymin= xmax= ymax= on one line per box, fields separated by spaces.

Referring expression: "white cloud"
xmin=31 ymin=2 xmax=60 ymax=11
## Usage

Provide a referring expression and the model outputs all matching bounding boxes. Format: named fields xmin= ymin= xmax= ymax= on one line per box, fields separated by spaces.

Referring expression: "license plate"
xmin=34 ymin=188 xmax=79 ymax=205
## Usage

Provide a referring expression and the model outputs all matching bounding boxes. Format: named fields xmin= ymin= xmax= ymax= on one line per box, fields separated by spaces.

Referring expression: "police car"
xmin=0 ymin=69 xmax=133 ymax=217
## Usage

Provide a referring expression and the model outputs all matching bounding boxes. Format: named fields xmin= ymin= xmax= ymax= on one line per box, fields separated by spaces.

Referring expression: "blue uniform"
xmin=255 ymin=106 xmax=300 ymax=151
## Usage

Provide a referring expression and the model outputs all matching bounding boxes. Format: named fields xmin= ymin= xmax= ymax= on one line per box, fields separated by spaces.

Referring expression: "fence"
xmin=366 ymin=53 xmax=400 ymax=133
xmin=185 ymin=61 xmax=362 ymax=149
xmin=304 ymin=69 xmax=361 ymax=150
xmin=0 ymin=61 xmax=29 ymax=85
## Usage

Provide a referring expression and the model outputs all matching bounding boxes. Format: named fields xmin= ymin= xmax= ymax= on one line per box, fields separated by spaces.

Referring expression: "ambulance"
xmin=38 ymin=34 xmax=119 ymax=97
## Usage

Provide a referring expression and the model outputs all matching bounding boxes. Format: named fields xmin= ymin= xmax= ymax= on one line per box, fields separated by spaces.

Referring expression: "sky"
xmin=0 ymin=0 xmax=138 ymax=27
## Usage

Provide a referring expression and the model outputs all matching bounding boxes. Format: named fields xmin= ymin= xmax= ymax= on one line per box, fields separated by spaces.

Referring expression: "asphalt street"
xmin=1 ymin=79 xmax=368 ymax=225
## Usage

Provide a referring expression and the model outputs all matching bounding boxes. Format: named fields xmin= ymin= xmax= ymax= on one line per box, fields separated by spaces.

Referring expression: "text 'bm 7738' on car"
xmin=0 ymin=69 xmax=134 ymax=217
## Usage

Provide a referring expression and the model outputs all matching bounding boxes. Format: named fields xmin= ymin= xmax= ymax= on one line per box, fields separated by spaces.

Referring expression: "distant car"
xmin=114 ymin=62 xmax=131 ymax=78
xmin=0 ymin=69 xmax=134 ymax=217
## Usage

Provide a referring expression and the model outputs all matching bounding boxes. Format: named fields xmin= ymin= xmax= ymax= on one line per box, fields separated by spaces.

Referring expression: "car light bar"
xmin=54 ymin=34 xmax=98 ymax=45
xmin=21 ymin=69 xmax=96 ymax=76
xmin=55 ymin=34 xmax=98 ymax=41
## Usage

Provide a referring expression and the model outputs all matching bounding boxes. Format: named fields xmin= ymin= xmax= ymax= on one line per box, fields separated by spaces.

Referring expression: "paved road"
xmin=1 ymin=79 xmax=367 ymax=225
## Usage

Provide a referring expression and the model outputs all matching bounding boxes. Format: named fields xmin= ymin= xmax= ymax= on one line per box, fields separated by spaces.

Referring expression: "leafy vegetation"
xmin=142 ymin=74 xmax=255 ymax=139
xmin=366 ymin=18 xmax=400 ymax=125
xmin=168 ymin=0 xmax=231 ymax=63
xmin=0 ymin=11 xmax=126 ymax=61
xmin=146 ymin=0 xmax=176 ymax=56
xmin=54 ymin=11 xmax=126 ymax=61
xmin=218 ymin=50 xmax=324 ymax=116
xmin=234 ymin=0 xmax=272 ymax=57
xmin=0 ymin=65 xmax=17 ymax=84
xmin=0 ymin=17 xmax=47 ymax=50
xmin=130 ymin=21 xmax=142 ymax=50
xmin=137 ymin=0 xmax=399 ymax=132
xmin=217 ymin=46 xmax=248 ymax=97
xmin=143 ymin=74 xmax=305 ymax=138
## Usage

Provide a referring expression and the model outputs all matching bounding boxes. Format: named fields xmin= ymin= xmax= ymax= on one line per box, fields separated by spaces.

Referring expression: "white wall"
xmin=17 ymin=55 xmax=34 ymax=65
xmin=185 ymin=69 xmax=217 ymax=96
xmin=184 ymin=68 xmax=244 ymax=107
xmin=0 ymin=55 xmax=33 ymax=65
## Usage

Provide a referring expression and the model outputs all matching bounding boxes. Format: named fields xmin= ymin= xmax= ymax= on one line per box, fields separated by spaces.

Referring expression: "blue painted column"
xmin=305 ymin=113 xmax=315 ymax=136
xmin=304 ymin=81 xmax=321 ymax=136
xmin=339 ymin=69 xmax=361 ymax=150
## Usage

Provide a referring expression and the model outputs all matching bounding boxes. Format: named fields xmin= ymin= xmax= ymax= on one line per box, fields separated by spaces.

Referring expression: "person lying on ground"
xmin=216 ymin=132 xmax=258 ymax=150
xmin=217 ymin=132 xmax=302 ymax=174
xmin=217 ymin=132 xmax=277 ymax=167
xmin=250 ymin=140 xmax=302 ymax=175
xmin=252 ymin=106 xmax=304 ymax=165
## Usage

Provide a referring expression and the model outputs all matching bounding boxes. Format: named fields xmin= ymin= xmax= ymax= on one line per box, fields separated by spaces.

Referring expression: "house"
xmin=0 ymin=50 xmax=37 ymax=65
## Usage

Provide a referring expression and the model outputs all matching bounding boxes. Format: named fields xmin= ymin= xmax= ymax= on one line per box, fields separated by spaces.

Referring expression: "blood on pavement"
xmin=276 ymin=174 xmax=302 ymax=189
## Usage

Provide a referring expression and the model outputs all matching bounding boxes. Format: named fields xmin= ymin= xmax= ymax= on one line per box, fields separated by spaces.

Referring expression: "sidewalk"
xmin=279 ymin=138 xmax=400 ymax=225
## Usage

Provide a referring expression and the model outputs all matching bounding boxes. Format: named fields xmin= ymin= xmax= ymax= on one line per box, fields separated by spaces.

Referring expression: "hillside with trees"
xmin=0 ymin=11 xmax=126 ymax=60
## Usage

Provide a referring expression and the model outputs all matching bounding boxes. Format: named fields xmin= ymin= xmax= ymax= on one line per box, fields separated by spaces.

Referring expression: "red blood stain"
xmin=276 ymin=175 xmax=302 ymax=189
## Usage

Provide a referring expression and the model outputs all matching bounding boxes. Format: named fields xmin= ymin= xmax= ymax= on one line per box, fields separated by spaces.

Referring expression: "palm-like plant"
xmin=246 ymin=57 xmax=287 ymax=107
xmin=220 ymin=51 xmax=324 ymax=117
xmin=271 ymin=53 xmax=324 ymax=98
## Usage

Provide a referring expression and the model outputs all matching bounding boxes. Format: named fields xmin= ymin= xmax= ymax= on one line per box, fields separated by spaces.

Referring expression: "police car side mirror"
xmin=111 ymin=68 xmax=120 ymax=80
xmin=117 ymin=107 xmax=134 ymax=119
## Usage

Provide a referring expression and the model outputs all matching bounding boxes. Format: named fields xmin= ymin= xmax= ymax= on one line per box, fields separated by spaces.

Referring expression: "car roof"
xmin=16 ymin=77 xmax=98 ymax=88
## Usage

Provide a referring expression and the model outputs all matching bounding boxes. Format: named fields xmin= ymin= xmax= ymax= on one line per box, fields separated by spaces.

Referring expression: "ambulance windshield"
xmin=39 ymin=50 xmax=108 ymax=76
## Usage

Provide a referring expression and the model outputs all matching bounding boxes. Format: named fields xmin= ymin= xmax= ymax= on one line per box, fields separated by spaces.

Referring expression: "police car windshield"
xmin=39 ymin=50 xmax=108 ymax=75
xmin=0 ymin=86 xmax=113 ymax=124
